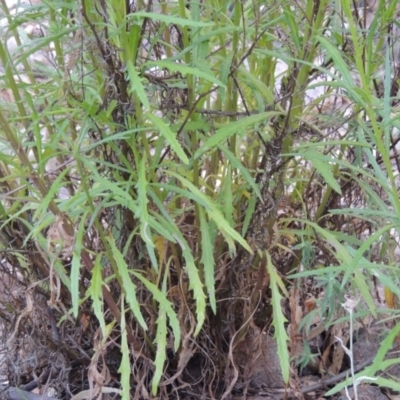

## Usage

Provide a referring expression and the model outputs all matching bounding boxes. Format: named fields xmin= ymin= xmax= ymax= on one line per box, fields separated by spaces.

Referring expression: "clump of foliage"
xmin=1 ymin=0 xmax=400 ymax=398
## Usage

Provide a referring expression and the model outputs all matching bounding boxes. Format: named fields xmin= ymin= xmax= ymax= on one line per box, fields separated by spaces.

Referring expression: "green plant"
xmin=1 ymin=0 xmax=400 ymax=398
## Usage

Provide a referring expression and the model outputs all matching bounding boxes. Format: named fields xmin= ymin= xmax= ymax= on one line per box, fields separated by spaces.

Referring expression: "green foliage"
xmin=1 ymin=0 xmax=400 ymax=397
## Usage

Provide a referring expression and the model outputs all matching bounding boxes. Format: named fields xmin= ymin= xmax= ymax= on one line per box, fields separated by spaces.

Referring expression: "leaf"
xmin=129 ymin=11 xmax=214 ymax=27
xmin=283 ymin=4 xmax=301 ymax=50
xmin=238 ymin=66 xmax=276 ymax=104
xmin=182 ymin=247 xmax=206 ymax=336
xmin=317 ymin=36 xmax=354 ymax=89
xmin=194 ymin=111 xmax=284 ymax=159
xmin=71 ymin=210 xmax=89 ymax=318
xmin=145 ymin=60 xmax=225 ymax=87
xmin=146 ymin=113 xmax=189 ymax=165
xmin=199 ymin=208 xmax=216 ymax=313
xmin=126 ymin=60 xmax=150 ymax=110
xmin=312 ymin=158 xmax=341 ymax=194
xmin=369 ymin=322 xmax=400 ymax=371
xmin=218 ymin=165 xmax=234 ymax=228
xmin=86 ymin=252 xmax=106 ymax=336
xmin=178 ymin=28 xmax=241 ymax=63
xmin=151 ymin=218 xmax=206 ymax=336
xmin=107 ymin=236 xmax=148 ymax=330
xmin=265 ymin=251 xmax=290 ymax=384
xmin=218 ymin=51 xmax=235 ymax=99
xmin=136 ymin=156 xmax=150 ymax=222
xmin=131 ymin=270 xmax=181 ymax=351
xmin=153 ymin=183 xmax=211 ymax=209
xmin=118 ymin=295 xmax=131 ymax=400
xmin=136 ymin=156 xmax=158 ymax=271
xmin=352 ymin=269 xmax=376 ymax=317
xmin=242 ymin=195 xmax=256 ymax=237
xmin=301 ymin=151 xmax=341 ymax=194
xmin=370 ymin=377 xmax=400 ymax=392
xmin=152 ymin=306 xmax=167 ymax=395
xmin=137 ymin=188 xmax=205 ymax=338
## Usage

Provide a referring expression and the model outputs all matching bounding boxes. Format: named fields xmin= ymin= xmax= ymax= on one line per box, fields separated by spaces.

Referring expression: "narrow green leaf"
xmin=311 ymin=158 xmax=341 ymax=194
xmin=242 ymin=195 xmax=256 ymax=237
xmin=145 ymin=60 xmax=225 ymax=87
xmin=69 ymin=254 xmax=81 ymax=319
xmin=145 ymin=232 xmax=158 ymax=272
xmin=265 ymin=251 xmax=290 ymax=384
xmin=238 ymin=66 xmax=276 ymax=104
xmin=147 ymin=212 xmax=178 ymax=242
xmin=152 ymin=307 xmax=167 ymax=395
xmin=299 ymin=151 xmax=342 ymax=193
xmin=131 ymin=270 xmax=181 ymax=351
xmin=86 ymin=252 xmax=106 ymax=336
xmin=218 ymin=51 xmax=235 ymax=99
xmin=218 ymin=165 xmax=234 ymax=228
xmin=126 ymin=60 xmax=150 ymax=110
xmin=383 ymin=45 xmax=391 ymax=150
xmin=372 ymin=377 xmax=400 ymax=392
xmin=129 ymin=11 xmax=214 ymax=27
xmin=71 ymin=210 xmax=89 ymax=318
xmin=156 ymin=221 xmax=206 ymax=336
xmin=153 ymin=183 xmax=211 ymax=209
xmin=283 ymin=4 xmax=300 ymax=50
xmin=369 ymin=322 xmax=400 ymax=370
xmin=118 ymin=294 xmax=131 ymax=400
xmin=87 ymin=253 xmax=106 ymax=336
xmin=194 ymin=111 xmax=284 ymax=159
xmin=182 ymin=247 xmax=206 ymax=336
xmin=352 ymin=269 xmax=376 ymax=317
xmin=146 ymin=113 xmax=189 ymax=165
xmin=317 ymin=36 xmax=354 ymax=88
xmin=137 ymin=187 xmax=205 ymax=338
xmin=199 ymin=208 xmax=216 ymax=313
xmin=136 ymin=156 xmax=149 ymax=221
xmin=136 ymin=156 xmax=158 ymax=271
xmin=107 ymin=236 xmax=148 ymax=330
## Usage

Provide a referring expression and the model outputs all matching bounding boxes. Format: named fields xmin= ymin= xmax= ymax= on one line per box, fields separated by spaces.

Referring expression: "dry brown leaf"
xmin=47 ymin=214 xmax=75 ymax=258
xmin=87 ymin=328 xmax=112 ymax=400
